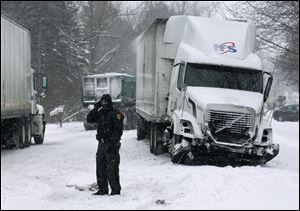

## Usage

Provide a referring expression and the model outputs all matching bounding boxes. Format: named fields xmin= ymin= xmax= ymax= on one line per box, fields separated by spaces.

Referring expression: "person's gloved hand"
xmin=94 ymin=100 xmax=102 ymax=110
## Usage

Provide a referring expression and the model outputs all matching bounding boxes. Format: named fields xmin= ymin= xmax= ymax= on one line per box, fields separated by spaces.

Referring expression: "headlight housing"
xmin=261 ymin=128 xmax=272 ymax=144
xmin=180 ymin=120 xmax=194 ymax=134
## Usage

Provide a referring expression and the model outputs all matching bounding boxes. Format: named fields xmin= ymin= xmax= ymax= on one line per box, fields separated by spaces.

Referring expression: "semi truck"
xmin=82 ymin=72 xmax=136 ymax=130
xmin=136 ymin=16 xmax=279 ymax=165
xmin=1 ymin=15 xmax=47 ymax=149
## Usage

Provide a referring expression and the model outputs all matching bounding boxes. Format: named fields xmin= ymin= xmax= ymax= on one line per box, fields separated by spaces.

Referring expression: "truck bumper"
xmin=172 ymin=141 xmax=280 ymax=166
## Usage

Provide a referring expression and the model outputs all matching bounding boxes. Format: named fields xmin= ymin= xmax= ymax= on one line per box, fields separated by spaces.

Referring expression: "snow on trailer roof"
xmin=138 ymin=15 xmax=262 ymax=70
xmin=167 ymin=16 xmax=261 ymax=70
xmin=83 ymin=72 xmax=134 ymax=78
xmin=1 ymin=14 xmax=31 ymax=33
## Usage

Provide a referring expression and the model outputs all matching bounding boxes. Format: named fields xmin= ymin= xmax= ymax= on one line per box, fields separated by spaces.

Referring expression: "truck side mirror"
xmin=42 ymin=76 xmax=48 ymax=92
xmin=39 ymin=76 xmax=48 ymax=98
xmin=264 ymin=73 xmax=273 ymax=103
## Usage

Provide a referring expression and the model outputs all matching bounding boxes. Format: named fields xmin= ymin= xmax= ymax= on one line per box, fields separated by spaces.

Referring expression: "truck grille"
xmin=208 ymin=110 xmax=254 ymax=134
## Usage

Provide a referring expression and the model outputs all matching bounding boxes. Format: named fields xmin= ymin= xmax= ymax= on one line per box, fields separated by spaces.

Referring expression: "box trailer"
xmin=1 ymin=14 xmax=47 ymax=148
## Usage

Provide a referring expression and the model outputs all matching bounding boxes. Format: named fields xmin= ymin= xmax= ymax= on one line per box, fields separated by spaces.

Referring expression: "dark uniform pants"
xmin=96 ymin=141 xmax=121 ymax=194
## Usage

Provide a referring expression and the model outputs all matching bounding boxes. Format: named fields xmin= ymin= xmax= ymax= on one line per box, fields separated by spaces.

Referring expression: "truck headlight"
xmin=262 ymin=128 xmax=272 ymax=143
xmin=180 ymin=120 xmax=193 ymax=134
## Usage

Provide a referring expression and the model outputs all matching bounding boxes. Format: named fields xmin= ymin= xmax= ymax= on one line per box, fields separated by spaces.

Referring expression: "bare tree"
xmin=79 ymin=1 xmax=139 ymax=74
xmin=172 ymin=1 xmax=215 ymax=17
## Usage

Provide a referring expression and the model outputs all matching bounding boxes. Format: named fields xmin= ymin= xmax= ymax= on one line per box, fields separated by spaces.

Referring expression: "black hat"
xmin=100 ymin=94 xmax=113 ymax=107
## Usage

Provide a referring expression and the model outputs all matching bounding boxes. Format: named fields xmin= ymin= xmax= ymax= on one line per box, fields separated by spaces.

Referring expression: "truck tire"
xmin=150 ymin=123 xmax=155 ymax=154
xmin=125 ymin=109 xmax=132 ymax=130
xmin=137 ymin=115 xmax=147 ymax=140
xmin=34 ymin=120 xmax=45 ymax=145
xmin=34 ymin=134 xmax=44 ymax=145
xmin=18 ymin=122 xmax=26 ymax=149
xmin=25 ymin=119 xmax=31 ymax=147
xmin=150 ymin=123 xmax=164 ymax=155
xmin=34 ymin=133 xmax=44 ymax=145
xmin=130 ymin=109 xmax=137 ymax=130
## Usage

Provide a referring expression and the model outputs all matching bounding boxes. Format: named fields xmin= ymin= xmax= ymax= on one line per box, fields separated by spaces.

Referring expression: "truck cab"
xmin=168 ymin=61 xmax=276 ymax=165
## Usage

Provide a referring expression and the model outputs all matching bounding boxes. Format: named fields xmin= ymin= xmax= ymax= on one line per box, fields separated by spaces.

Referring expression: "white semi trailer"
xmin=1 ymin=15 xmax=47 ymax=149
xmin=136 ymin=16 xmax=279 ymax=165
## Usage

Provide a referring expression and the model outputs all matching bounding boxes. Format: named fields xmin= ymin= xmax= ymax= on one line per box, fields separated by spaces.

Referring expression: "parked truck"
xmin=82 ymin=72 xmax=136 ymax=130
xmin=1 ymin=15 xmax=47 ymax=149
xmin=136 ymin=16 xmax=279 ymax=165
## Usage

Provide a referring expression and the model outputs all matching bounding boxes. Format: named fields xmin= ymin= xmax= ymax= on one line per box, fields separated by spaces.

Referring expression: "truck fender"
xmin=254 ymin=118 xmax=273 ymax=146
xmin=172 ymin=110 xmax=203 ymax=138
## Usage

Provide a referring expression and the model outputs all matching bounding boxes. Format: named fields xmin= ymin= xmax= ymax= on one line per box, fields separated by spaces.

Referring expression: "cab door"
xmin=167 ymin=62 xmax=186 ymax=116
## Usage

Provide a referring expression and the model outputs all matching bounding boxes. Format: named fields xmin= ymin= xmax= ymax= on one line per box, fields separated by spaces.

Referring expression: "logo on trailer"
xmin=214 ymin=42 xmax=237 ymax=54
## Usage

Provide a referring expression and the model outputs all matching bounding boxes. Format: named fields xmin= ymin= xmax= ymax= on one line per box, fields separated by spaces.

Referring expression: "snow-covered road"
xmin=1 ymin=121 xmax=299 ymax=210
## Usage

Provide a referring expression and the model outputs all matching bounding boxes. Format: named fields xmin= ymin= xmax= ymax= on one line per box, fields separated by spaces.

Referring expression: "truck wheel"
xmin=126 ymin=110 xmax=132 ymax=130
xmin=34 ymin=134 xmax=44 ymax=145
xmin=18 ymin=122 xmax=26 ymax=149
xmin=150 ymin=123 xmax=155 ymax=153
xmin=150 ymin=123 xmax=164 ymax=155
xmin=34 ymin=122 xmax=45 ymax=145
xmin=131 ymin=110 xmax=137 ymax=130
xmin=137 ymin=115 xmax=147 ymax=140
xmin=25 ymin=120 xmax=31 ymax=147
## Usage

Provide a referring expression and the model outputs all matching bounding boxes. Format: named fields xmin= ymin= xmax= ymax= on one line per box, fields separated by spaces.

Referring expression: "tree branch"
xmin=257 ymin=35 xmax=298 ymax=55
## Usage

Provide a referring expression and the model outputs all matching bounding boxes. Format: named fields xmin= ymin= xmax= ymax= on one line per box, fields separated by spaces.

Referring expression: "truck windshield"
xmin=185 ymin=63 xmax=263 ymax=93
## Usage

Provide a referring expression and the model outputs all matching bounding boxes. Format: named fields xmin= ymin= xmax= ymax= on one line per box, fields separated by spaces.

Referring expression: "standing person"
xmin=57 ymin=112 xmax=63 ymax=128
xmin=87 ymin=94 xmax=124 ymax=196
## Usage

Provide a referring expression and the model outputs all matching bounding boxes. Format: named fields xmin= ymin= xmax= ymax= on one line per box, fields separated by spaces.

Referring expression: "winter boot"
xmin=92 ymin=190 xmax=108 ymax=196
xmin=110 ymin=191 xmax=121 ymax=196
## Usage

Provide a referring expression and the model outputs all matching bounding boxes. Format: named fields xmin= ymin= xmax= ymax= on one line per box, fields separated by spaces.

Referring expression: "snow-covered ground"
xmin=1 ymin=121 xmax=299 ymax=210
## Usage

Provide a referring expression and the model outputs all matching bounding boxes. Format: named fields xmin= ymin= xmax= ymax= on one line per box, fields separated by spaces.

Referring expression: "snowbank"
xmin=1 ymin=121 xmax=299 ymax=210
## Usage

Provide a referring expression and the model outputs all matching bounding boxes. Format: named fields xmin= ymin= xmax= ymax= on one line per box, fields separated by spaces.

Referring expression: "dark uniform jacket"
xmin=86 ymin=98 xmax=123 ymax=148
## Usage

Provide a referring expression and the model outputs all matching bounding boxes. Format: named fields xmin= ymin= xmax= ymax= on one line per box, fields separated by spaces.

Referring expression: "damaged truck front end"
xmin=165 ymin=61 xmax=279 ymax=166
xmin=168 ymin=103 xmax=279 ymax=166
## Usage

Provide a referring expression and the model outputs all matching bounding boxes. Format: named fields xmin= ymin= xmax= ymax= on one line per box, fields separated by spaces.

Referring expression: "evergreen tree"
xmin=2 ymin=1 xmax=85 ymax=121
